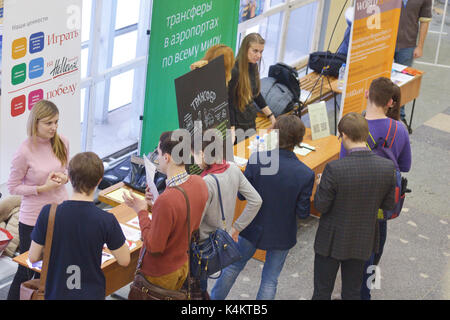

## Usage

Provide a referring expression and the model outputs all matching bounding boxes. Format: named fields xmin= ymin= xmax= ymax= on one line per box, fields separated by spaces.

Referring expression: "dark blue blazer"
xmin=239 ymin=149 xmax=314 ymax=250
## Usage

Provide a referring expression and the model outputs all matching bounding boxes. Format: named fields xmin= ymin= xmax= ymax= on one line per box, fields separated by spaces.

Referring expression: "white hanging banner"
xmin=0 ymin=0 xmax=82 ymax=183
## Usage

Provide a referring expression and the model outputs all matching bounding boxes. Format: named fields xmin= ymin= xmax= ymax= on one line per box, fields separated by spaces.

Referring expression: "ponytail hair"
xmin=368 ymin=77 xmax=402 ymax=120
xmin=27 ymin=100 xmax=68 ymax=166
xmin=385 ymin=83 xmax=401 ymax=120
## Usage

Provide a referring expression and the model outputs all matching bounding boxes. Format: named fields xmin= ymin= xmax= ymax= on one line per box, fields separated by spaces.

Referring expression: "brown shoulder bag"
xmin=20 ymin=203 xmax=57 ymax=300
xmin=128 ymin=185 xmax=199 ymax=300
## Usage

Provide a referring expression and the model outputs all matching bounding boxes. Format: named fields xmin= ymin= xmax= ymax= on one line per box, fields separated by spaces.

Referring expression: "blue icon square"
xmin=29 ymin=32 xmax=44 ymax=54
xmin=29 ymin=58 xmax=44 ymax=79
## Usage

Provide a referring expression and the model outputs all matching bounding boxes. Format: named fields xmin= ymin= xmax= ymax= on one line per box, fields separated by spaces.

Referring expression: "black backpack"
xmin=308 ymin=51 xmax=347 ymax=77
xmin=268 ymin=63 xmax=301 ymax=103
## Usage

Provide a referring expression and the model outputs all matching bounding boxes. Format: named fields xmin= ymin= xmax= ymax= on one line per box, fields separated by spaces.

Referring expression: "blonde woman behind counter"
xmin=7 ymin=100 xmax=70 ymax=300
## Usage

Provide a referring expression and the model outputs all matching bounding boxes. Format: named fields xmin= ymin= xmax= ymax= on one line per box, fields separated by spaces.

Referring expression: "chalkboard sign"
xmin=174 ymin=55 xmax=230 ymax=139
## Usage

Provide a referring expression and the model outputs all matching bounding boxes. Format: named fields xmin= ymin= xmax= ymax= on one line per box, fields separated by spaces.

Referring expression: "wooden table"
xmin=13 ymin=204 xmax=142 ymax=297
xmin=396 ymin=70 xmax=423 ymax=134
xmin=232 ymin=128 xmax=340 ymax=261
xmin=300 ymin=72 xmax=338 ymax=106
xmin=98 ymin=182 xmax=145 ymax=208
xmin=331 ymin=67 xmax=424 ymax=134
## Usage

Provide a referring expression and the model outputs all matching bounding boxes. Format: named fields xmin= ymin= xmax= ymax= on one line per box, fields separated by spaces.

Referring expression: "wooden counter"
xmin=13 ymin=204 xmax=142 ymax=297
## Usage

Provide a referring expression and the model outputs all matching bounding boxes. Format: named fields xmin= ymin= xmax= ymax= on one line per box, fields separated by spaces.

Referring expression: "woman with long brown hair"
xmin=7 ymin=99 xmax=70 ymax=300
xmin=228 ymin=33 xmax=276 ymax=142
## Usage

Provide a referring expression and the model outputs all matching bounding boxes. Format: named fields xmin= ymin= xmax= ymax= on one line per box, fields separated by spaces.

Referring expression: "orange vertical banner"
xmin=340 ymin=0 xmax=402 ymax=118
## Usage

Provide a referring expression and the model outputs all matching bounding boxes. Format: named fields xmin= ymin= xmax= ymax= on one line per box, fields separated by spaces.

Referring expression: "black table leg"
xmin=407 ymin=99 xmax=416 ymax=134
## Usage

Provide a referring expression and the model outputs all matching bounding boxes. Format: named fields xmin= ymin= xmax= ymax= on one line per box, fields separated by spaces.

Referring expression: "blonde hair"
xmin=236 ymin=33 xmax=265 ymax=112
xmin=27 ymin=100 xmax=68 ymax=166
xmin=203 ymin=44 xmax=235 ymax=85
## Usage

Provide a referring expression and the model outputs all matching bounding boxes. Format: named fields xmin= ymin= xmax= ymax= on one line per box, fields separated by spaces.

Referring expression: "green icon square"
xmin=12 ymin=63 xmax=27 ymax=85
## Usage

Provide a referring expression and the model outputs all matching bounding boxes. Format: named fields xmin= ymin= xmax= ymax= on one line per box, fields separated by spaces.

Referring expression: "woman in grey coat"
xmin=192 ymin=135 xmax=262 ymax=296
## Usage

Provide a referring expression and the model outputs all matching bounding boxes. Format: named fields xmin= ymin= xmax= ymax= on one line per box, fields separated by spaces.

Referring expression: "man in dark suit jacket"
xmin=211 ymin=114 xmax=314 ymax=300
xmin=312 ymin=112 xmax=396 ymax=300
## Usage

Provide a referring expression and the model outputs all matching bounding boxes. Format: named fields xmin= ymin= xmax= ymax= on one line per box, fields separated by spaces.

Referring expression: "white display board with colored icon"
xmin=0 ymin=0 xmax=81 ymax=183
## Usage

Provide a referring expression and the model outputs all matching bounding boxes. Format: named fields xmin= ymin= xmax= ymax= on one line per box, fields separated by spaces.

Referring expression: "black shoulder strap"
xmin=209 ymin=174 xmax=226 ymax=229
xmin=367 ymin=118 xmax=398 ymax=150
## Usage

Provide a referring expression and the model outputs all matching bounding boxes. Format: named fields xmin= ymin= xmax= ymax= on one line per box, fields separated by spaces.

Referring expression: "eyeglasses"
xmin=148 ymin=148 xmax=159 ymax=165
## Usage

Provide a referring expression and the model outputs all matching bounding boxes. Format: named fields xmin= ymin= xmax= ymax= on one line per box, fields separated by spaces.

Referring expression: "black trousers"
xmin=7 ymin=222 xmax=40 ymax=300
xmin=312 ymin=253 xmax=365 ymax=300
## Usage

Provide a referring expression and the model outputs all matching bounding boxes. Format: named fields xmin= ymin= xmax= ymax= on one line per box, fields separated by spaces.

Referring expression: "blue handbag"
xmin=190 ymin=174 xmax=242 ymax=280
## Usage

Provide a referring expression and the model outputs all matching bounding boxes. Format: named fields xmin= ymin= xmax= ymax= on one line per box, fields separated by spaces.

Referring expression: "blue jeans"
xmin=394 ymin=47 xmax=414 ymax=120
xmin=210 ymin=236 xmax=289 ymax=300
xmin=360 ymin=220 xmax=387 ymax=300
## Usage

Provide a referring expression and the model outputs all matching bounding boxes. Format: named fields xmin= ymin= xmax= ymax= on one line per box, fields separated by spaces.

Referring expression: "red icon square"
xmin=11 ymin=95 xmax=26 ymax=117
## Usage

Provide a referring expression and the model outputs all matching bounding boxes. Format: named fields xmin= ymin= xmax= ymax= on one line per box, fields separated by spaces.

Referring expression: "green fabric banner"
xmin=140 ymin=0 xmax=240 ymax=155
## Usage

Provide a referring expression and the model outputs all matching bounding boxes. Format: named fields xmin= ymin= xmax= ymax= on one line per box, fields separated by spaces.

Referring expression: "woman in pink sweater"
xmin=7 ymin=100 xmax=69 ymax=300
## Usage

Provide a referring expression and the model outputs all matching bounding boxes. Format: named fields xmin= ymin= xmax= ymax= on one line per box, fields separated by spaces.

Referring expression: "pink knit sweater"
xmin=7 ymin=135 xmax=69 ymax=226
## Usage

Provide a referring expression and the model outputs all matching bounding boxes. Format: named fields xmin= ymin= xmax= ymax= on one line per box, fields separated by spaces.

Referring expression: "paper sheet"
xmin=392 ymin=62 xmax=407 ymax=72
xmin=308 ymin=101 xmax=330 ymax=140
xmin=126 ymin=214 xmax=151 ymax=230
xmin=120 ymin=223 xmax=141 ymax=242
xmin=26 ymin=258 xmax=42 ymax=271
xmin=126 ymin=240 xmax=137 ymax=251
xmin=391 ymin=71 xmax=414 ymax=86
xmin=294 ymin=146 xmax=312 ymax=157
xmin=144 ymin=155 xmax=159 ymax=202
xmin=101 ymin=251 xmax=114 ymax=265
xmin=301 ymin=142 xmax=315 ymax=150
xmin=107 ymin=187 xmax=145 ymax=203
xmin=300 ymin=89 xmax=312 ymax=103
xmin=294 ymin=143 xmax=316 ymax=156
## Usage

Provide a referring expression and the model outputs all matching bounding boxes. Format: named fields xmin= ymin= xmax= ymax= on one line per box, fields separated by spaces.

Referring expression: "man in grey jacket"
xmin=312 ymin=112 xmax=396 ymax=300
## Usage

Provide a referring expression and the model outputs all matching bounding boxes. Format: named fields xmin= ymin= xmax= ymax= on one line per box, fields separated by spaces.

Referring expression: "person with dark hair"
xmin=211 ymin=115 xmax=314 ymax=300
xmin=7 ymin=100 xmax=70 ymax=300
xmin=191 ymin=128 xmax=262 ymax=297
xmin=312 ymin=112 xmax=396 ymax=300
xmin=229 ymin=33 xmax=276 ymax=142
xmin=28 ymin=152 xmax=130 ymax=299
xmin=123 ymin=131 xmax=208 ymax=292
xmin=341 ymin=77 xmax=411 ymax=300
